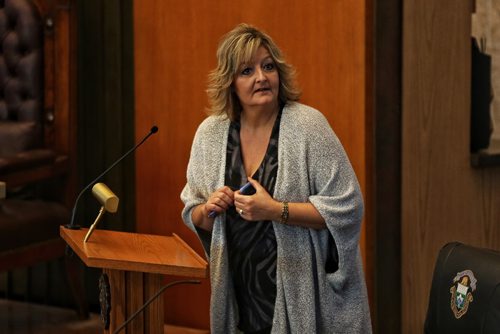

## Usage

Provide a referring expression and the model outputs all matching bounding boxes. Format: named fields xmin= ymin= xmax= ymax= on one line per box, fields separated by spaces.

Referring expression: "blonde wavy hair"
xmin=207 ymin=23 xmax=301 ymax=120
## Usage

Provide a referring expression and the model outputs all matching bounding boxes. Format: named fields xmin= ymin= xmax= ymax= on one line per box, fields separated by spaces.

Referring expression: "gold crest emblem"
xmin=449 ymin=270 xmax=477 ymax=319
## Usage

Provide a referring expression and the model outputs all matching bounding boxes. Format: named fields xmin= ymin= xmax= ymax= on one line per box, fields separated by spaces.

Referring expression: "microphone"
xmin=65 ymin=125 xmax=159 ymax=229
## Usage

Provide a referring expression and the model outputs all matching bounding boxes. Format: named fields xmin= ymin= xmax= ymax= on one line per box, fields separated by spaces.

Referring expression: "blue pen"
xmin=239 ymin=182 xmax=254 ymax=195
xmin=208 ymin=182 xmax=255 ymax=218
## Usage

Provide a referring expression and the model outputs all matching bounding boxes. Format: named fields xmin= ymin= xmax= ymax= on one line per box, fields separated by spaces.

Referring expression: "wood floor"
xmin=0 ymin=299 xmax=210 ymax=334
xmin=0 ymin=299 xmax=101 ymax=334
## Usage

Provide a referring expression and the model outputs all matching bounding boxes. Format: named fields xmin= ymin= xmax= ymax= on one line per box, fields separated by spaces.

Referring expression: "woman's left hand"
xmin=234 ymin=177 xmax=281 ymax=221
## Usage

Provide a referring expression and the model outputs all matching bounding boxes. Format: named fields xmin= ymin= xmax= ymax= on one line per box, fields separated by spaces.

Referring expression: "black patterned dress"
xmin=225 ymin=111 xmax=281 ymax=334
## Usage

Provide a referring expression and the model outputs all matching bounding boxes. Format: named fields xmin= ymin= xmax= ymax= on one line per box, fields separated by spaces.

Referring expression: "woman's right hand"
xmin=205 ymin=186 xmax=235 ymax=218
xmin=192 ymin=186 xmax=234 ymax=232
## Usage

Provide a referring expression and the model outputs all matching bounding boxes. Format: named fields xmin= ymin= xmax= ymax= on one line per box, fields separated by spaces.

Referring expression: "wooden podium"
xmin=60 ymin=227 xmax=208 ymax=334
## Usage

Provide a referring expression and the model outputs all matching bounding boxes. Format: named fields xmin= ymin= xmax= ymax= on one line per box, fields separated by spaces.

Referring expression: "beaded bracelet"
xmin=281 ymin=201 xmax=289 ymax=224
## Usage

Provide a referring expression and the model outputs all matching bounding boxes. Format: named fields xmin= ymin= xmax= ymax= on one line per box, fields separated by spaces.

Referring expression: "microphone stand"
xmin=65 ymin=126 xmax=158 ymax=230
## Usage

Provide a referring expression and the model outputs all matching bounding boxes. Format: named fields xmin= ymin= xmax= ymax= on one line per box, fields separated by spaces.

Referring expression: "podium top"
xmin=60 ymin=227 xmax=208 ymax=278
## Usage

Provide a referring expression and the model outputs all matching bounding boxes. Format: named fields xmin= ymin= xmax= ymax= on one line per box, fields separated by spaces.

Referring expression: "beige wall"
xmin=134 ymin=0 xmax=371 ymax=329
xmin=402 ymin=0 xmax=500 ymax=332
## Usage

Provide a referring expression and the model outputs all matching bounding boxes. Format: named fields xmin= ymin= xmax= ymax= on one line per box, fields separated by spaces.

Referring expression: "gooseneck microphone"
xmin=65 ymin=126 xmax=159 ymax=229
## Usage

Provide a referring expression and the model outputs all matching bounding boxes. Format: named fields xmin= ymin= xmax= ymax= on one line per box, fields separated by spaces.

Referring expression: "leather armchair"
xmin=425 ymin=242 xmax=500 ymax=333
xmin=0 ymin=0 xmax=86 ymax=318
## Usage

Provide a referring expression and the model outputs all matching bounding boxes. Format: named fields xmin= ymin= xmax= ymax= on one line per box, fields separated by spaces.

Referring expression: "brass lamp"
xmin=84 ymin=183 xmax=119 ymax=243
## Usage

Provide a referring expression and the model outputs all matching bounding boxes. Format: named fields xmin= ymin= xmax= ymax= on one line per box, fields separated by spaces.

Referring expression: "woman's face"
xmin=233 ymin=46 xmax=279 ymax=112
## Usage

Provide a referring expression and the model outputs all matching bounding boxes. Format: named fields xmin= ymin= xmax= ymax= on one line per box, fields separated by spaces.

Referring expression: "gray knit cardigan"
xmin=181 ymin=102 xmax=372 ymax=333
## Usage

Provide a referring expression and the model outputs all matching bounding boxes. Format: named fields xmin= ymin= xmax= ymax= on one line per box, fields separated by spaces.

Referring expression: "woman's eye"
xmin=263 ymin=63 xmax=275 ymax=71
xmin=241 ymin=67 xmax=252 ymax=75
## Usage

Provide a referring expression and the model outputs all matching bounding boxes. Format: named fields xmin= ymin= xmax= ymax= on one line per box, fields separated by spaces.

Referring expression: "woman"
xmin=181 ymin=23 xmax=371 ymax=333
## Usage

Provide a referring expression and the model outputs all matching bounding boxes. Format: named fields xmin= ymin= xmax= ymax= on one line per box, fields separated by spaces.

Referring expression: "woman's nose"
xmin=255 ymin=68 xmax=267 ymax=82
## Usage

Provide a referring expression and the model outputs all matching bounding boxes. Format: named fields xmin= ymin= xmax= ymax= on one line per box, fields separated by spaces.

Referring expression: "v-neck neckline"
xmin=237 ymin=110 xmax=281 ymax=179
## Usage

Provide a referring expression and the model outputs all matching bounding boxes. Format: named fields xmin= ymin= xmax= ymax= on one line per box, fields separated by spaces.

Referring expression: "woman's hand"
xmin=234 ymin=177 xmax=281 ymax=222
xmin=191 ymin=186 xmax=234 ymax=232
xmin=205 ymin=186 xmax=235 ymax=217
xmin=234 ymin=177 xmax=327 ymax=229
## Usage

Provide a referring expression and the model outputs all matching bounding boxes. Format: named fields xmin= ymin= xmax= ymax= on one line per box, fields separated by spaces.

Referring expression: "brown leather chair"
xmin=0 ymin=0 xmax=86 ymax=318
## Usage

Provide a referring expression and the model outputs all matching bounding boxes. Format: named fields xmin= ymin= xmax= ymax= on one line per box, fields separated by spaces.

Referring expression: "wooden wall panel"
xmin=134 ymin=0 xmax=370 ymax=329
xmin=402 ymin=0 xmax=500 ymax=332
xmin=373 ymin=0 xmax=401 ymax=332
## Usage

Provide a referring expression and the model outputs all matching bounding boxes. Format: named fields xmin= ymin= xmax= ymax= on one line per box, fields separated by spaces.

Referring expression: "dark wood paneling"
xmin=373 ymin=0 xmax=402 ymax=333
xmin=77 ymin=0 xmax=135 ymax=233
